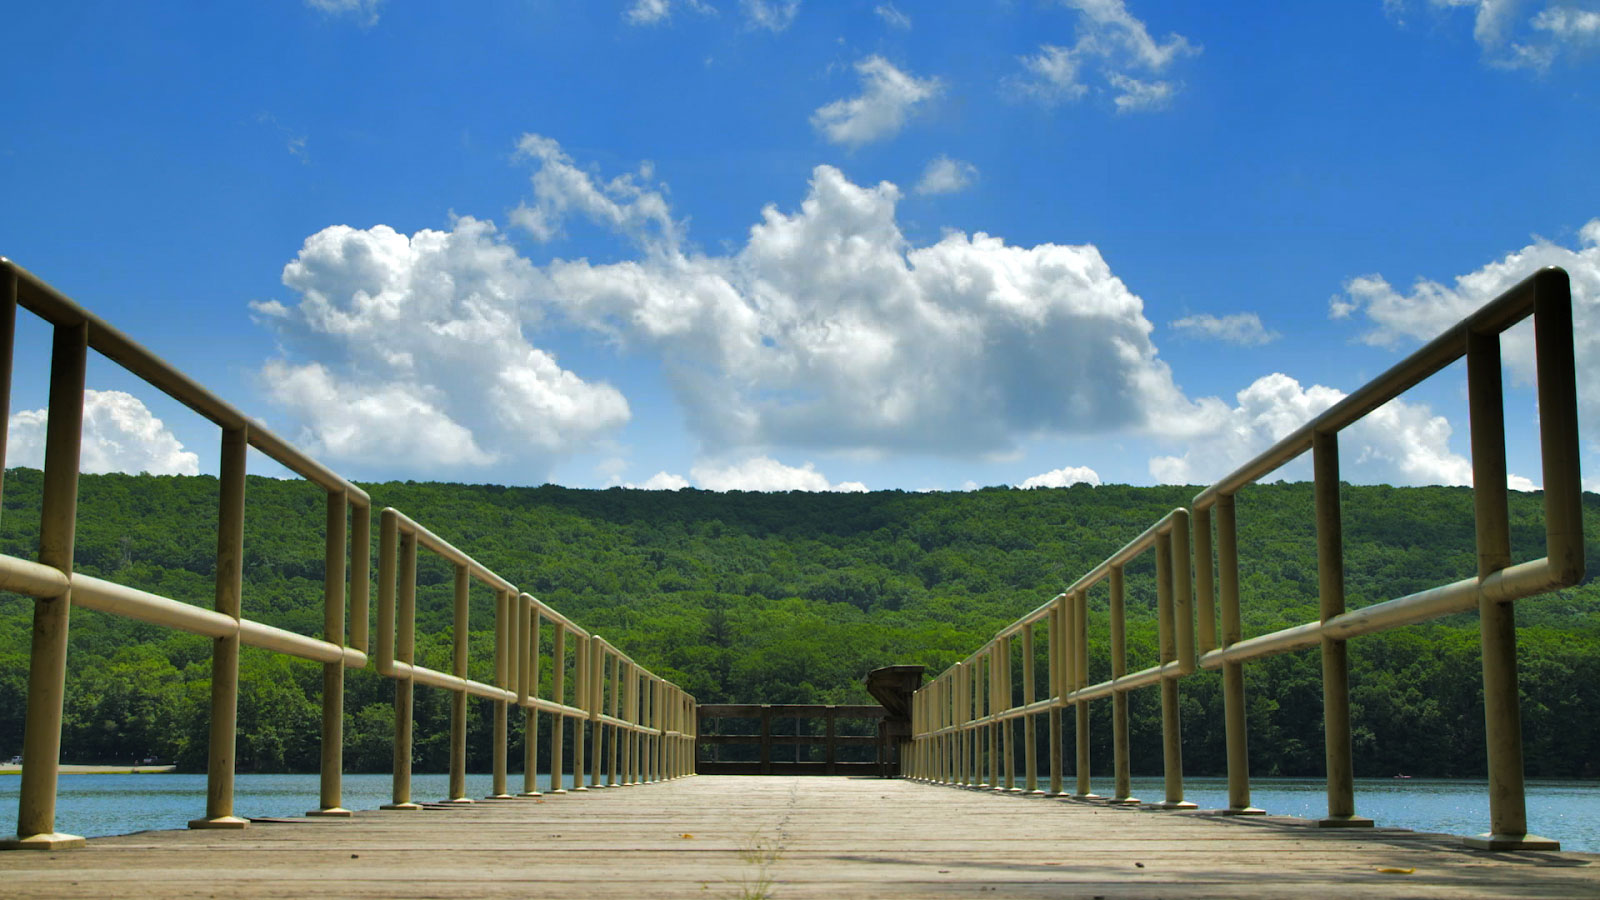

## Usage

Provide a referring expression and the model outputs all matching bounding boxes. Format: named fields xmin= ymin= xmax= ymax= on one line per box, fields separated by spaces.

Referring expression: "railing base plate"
xmin=1464 ymin=832 xmax=1560 ymax=851
xmin=188 ymin=816 xmax=249 ymax=830
xmin=380 ymin=803 xmax=422 ymax=810
xmin=1 ymin=832 xmax=86 ymax=850
xmin=1222 ymin=806 xmax=1266 ymax=816
xmin=516 ymin=792 xmax=543 ymax=798
xmin=305 ymin=808 xmax=352 ymax=817
xmin=1155 ymin=800 xmax=1198 ymax=810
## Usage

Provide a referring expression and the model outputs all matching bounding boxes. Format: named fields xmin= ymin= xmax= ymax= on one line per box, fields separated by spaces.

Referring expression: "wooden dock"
xmin=2 ymin=776 xmax=1596 ymax=898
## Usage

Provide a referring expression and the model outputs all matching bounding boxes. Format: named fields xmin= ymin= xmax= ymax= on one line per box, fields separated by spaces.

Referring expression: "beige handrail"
xmin=0 ymin=259 xmax=694 ymax=851
xmin=909 ymin=266 xmax=1582 ymax=851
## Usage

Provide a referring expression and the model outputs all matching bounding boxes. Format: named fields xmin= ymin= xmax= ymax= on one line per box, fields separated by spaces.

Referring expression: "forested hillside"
xmin=3 ymin=468 xmax=1598 ymax=779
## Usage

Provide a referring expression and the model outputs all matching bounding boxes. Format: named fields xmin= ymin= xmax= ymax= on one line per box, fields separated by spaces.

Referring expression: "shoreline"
xmin=0 ymin=764 xmax=176 ymax=775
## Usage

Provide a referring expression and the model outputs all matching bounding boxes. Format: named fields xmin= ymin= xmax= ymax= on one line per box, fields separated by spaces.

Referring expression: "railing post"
xmin=5 ymin=320 xmax=89 ymax=851
xmin=979 ymin=643 xmax=992 ymax=784
xmin=381 ymin=522 xmax=421 ymax=810
xmin=1022 ymin=624 xmax=1041 ymax=795
xmin=1046 ymin=609 xmax=1063 ymax=797
xmin=188 ymin=423 xmax=250 ymax=831
xmin=606 ymin=651 xmax=620 ymax=786
xmin=1155 ymin=528 xmax=1195 ymax=809
xmin=1462 ymin=327 xmax=1560 ymax=849
xmin=307 ymin=490 xmax=351 ymax=817
xmin=488 ymin=589 xmax=512 ymax=800
xmin=1000 ymin=641 xmax=1016 ymax=791
xmin=1109 ymin=566 xmax=1137 ymax=805
xmin=1215 ymin=494 xmax=1262 ymax=815
xmin=549 ymin=623 xmax=567 ymax=793
xmin=588 ymin=637 xmax=603 ymax=789
xmin=444 ymin=564 xmax=472 ymax=803
xmin=759 ymin=704 xmax=773 ymax=775
xmin=573 ymin=634 xmax=589 ymax=791
xmin=1073 ymin=590 xmax=1097 ymax=800
xmin=520 ymin=597 xmax=542 ymax=797
xmin=1313 ymin=432 xmax=1371 ymax=827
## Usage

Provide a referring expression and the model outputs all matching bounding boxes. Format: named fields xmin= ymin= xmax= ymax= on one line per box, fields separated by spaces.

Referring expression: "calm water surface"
xmin=3 ymin=773 xmax=1597 ymax=852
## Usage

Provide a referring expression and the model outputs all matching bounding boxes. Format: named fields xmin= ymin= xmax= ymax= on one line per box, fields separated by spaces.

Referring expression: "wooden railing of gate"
xmin=906 ymin=266 xmax=1585 ymax=852
xmin=697 ymin=704 xmax=888 ymax=775
xmin=0 ymin=258 xmax=695 ymax=851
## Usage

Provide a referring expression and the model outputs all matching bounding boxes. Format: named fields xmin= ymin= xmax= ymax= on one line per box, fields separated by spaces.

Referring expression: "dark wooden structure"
xmin=696 ymin=704 xmax=887 ymax=775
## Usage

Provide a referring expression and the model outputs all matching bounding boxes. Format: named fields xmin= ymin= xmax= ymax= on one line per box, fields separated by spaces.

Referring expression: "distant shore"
xmin=0 ymin=764 xmax=176 ymax=775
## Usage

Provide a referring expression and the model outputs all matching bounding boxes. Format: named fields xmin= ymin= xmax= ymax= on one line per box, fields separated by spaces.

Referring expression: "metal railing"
xmin=907 ymin=266 xmax=1584 ymax=851
xmin=0 ymin=258 xmax=693 ymax=851
xmin=696 ymin=704 xmax=887 ymax=775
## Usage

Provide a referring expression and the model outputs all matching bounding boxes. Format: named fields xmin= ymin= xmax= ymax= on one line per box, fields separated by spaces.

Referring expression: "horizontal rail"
xmin=4 ymin=258 xmax=367 ymax=503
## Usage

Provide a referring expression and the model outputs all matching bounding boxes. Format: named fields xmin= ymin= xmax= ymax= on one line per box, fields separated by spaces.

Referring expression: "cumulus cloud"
xmin=1399 ymin=1 xmax=1600 ymax=70
xmin=1146 ymin=373 xmax=1534 ymax=488
xmin=875 ymin=4 xmax=911 ymax=29
xmin=1169 ymin=312 xmax=1279 ymax=346
xmin=812 ymin=56 xmax=942 ymax=148
xmin=7 ymin=390 xmax=200 ymax=476
xmin=1018 ymin=465 xmax=1102 ymax=488
xmin=1008 ymin=0 xmax=1198 ymax=109
xmin=304 ymin=0 xmax=383 ymax=27
xmin=631 ymin=471 xmax=693 ymax=490
xmin=690 ymin=456 xmax=866 ymax=492
xmin=537 ymin=153 xmax=1220 ymax=457
xmin=255 ymin=217 xmax=630 ymax=473
xmin=511 ymin=133 xmax=681 ymax=250
xmin=744 ymin=0 xmax=799 ymax=31
xmin=1331 ymin=217 xmax=1600 ymax=465
xmin=915 ymin=155 xmax=978 ymax=195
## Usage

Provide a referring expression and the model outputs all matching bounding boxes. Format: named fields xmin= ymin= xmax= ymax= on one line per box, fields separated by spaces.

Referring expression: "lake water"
xmin=3 ymin=773 xmax=1598 ymax=852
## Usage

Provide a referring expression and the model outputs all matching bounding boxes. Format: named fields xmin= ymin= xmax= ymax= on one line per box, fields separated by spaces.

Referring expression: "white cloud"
xmin=811 ymin=56 xmax=942 ymax=148
xmin=625 ymin=0 xmax=671 ymax=25
xmin=1064 ymin=0 xmax=1198 ymax=69
xmin=875 ymin=4 xmax=911 ymax=29
xmin=689 ymin=456 xmax=865 ymax=491
xmin=633 ymin=471 xmax=692 ymax=490
xmin=1403 ymin=1 xmax=1600 ymax=70
xmin=304 ymin=0 xmax=383 ymax=27
xmin=1018 ymin=465 xmax=1102 ymax=488
xmin=624 ymin=0 xmax=715 ymax=26
xmin=511 ymin=133 xmax=681 ymax=250
xmin=1008 ymin=0 xmax=1198 ymax=109
xmin=255 ymin=217 xmax=630 ymax=473
xmin=7 ymin=390 xmax=200 ymax=476
xmin=1011 ymin=43 xmax=1094 ymax=105
xmin=536 ymin=149 xmax=1220 ymax=456
xmin=1169 ymin=312 xmax=1280 ymax=346
xmin=744 ymin=0 xmax=799 ymax=31
xmin=1147 ymin=373 xmax=1516 ymax=488
xmin=915 ymin=155 xmax=978 ymax=195
xmin=1108 ymin=73 xmax=1178 ymax=112
xmin=1332 ymin=216 xmax=1600 ymax=462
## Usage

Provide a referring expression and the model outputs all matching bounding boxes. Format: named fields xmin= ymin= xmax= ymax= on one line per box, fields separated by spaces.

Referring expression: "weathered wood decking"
xmin=3 ymin=776 xmax=1596 ymax=898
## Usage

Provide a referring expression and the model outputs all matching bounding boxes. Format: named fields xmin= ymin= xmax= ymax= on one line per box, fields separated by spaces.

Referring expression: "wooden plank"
xmin=2 ymin=777 xmax=1596 ymax=898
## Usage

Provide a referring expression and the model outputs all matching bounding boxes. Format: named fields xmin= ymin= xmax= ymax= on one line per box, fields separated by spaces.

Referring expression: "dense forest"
xmin=2 ymin=468 xmax=1598 ymax=780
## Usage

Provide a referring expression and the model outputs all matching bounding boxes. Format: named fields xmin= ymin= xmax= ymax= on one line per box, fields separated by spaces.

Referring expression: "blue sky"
xmin=4 ymin=0 xmax=1598 ymax=493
